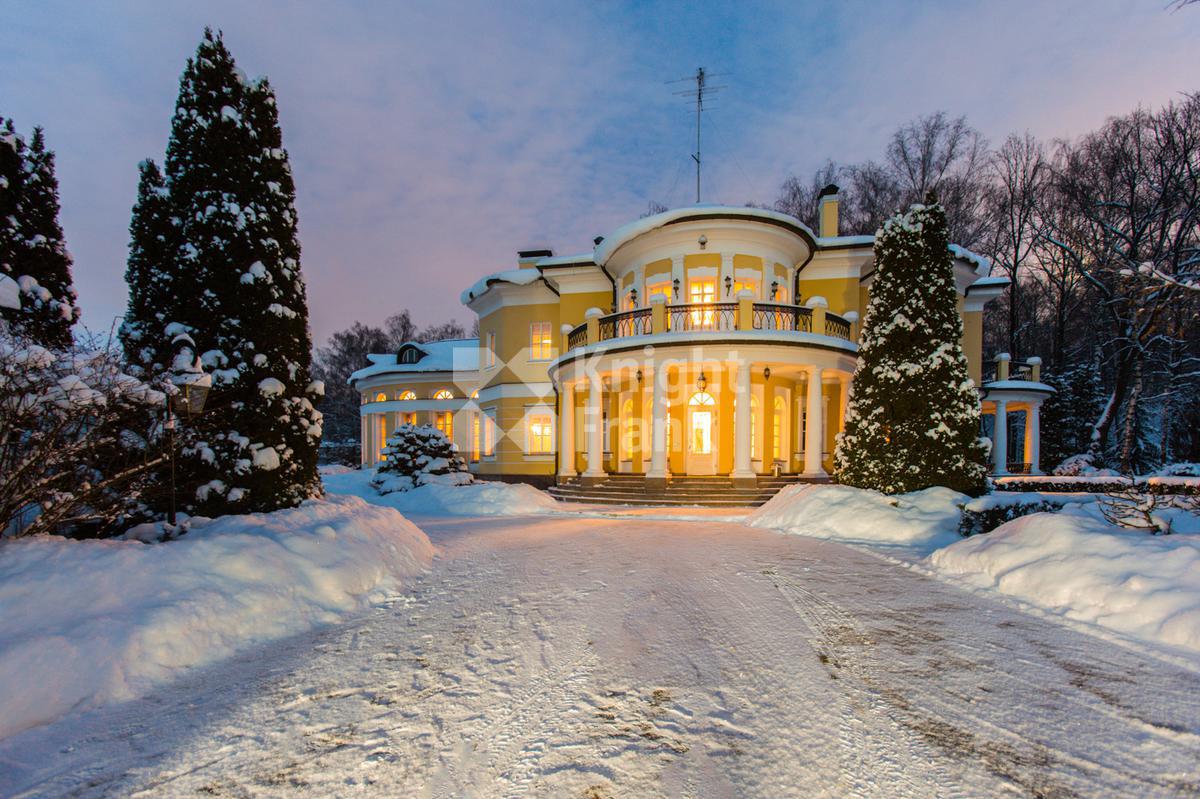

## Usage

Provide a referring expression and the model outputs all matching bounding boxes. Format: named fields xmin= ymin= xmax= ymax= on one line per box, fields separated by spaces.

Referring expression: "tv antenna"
xmin=669 ymin=67 xmax=726 ymax=203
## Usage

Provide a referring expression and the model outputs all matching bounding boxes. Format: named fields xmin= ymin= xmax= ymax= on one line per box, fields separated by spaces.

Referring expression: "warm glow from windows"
xmin=436 ymin=411 xmax=453 ymax=439
xmin=773 ymin=396 xmax=785 ymax=460
xmin=402 ymin=412 xmax=416 ymax=425
xmin=434 ymin=389 xmax=454 ymax=400
xmin=527 ymin=414 xmax=552 ymax=454
xmin=484 ymin=414 xmax=496 ymax=456
xmin=733 ymin=279 xmax=758 ymax=298
xmin=646 ymin=281 xmax=671 ymax=303
xmin=397 ymin=390 xmax=416 ymax=400
xmin=622 ymin=399 xmax=636 ymax=456
xmin=472 ymin=414 xmax=480 ymax=461
xmin=689 ymin=279 xmax=716 ymax=327
xmin=374 ymin=392 xmax=387 ymax=402
xmin=529 ymin=322 xmax=552 ymax=361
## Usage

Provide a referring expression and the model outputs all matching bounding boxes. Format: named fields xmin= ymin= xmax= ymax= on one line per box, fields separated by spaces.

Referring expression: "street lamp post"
xmin=165 ymin=333 xmax=212 ymax=526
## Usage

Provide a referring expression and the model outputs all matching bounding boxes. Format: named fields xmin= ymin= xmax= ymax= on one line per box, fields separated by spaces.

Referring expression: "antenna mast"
xmin=669 ymin=67 xmax=725 ymax=203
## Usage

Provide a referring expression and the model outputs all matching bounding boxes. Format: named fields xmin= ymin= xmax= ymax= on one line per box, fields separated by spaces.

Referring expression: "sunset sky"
xmin=2 ymin=0 xmax=1196 ymax=345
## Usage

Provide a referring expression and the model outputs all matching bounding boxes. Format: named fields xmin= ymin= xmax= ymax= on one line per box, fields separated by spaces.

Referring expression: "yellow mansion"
xmin=350 ymin=195 xmax=1051 ymax=495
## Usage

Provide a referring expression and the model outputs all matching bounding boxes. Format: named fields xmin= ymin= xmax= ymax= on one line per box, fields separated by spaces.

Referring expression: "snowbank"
xmin=931 ymin=507 xmax=1200 ymax=653
xmin=0 ymin=495 xmax=433 ymax=740
xmin=325 ymin=467 xmax=561 ymax=517
xmin=747 ymin=484 xmax=967 ymax=550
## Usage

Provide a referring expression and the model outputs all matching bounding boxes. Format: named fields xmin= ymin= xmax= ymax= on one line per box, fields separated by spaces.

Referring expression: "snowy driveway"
xmin=3 ymin=512 xmax=1199 ymax=797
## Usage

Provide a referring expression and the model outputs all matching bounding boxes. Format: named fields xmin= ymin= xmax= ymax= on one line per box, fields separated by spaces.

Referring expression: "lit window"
xmin=622 ymin=399 xmax=635 ymax=457
xmin=529 ymin=322 xmax=552 ymax=361
xmin=433 ymin=388 xmax=454 ymax=400
xmin=773 ymin=396 xmax=785 ymax=460
xmin=528 ymin=413 xmax=553 ymax=454
xmin=472 ymin=414 xmax=480 ymax=461
xmin=689 ymin=279 xmax=716 ymax=327
xmin=733 ymin=279 xmax=758 ymax=298
xmin=374 ymin=391 xmax=387 ymax=402
xmin=397 ymin=390 xmax=416 ymax=400
xmin=646 ymin=281 xmax=671 ymax=303
xmin=402 ymin=412 xmax=416 ymax=426
xmin=435 ymin=411 xmax=453 ymax=439
xmin=377 ymin=416 xmax=388 ymax=460
xmin=485 ymin=332 xmax=496 ymax=367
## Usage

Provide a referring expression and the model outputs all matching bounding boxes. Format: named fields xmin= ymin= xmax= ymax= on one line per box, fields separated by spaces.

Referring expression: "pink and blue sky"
xmin=2 ymin=0 xmax=1197 ymax=345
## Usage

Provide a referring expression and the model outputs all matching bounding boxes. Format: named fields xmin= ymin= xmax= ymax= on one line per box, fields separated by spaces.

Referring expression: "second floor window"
xmin=529 ymin=322 xmax=552 ymax=361
xmin=646 ymin=281 xmax=671 ymax=303
xmin=433 ymin=389 xmax=454 ymax=400
xmin=485 ymin=332 xmax=496 ymax=367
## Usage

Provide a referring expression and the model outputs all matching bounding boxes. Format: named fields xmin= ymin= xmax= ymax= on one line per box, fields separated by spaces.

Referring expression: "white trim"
xmin=360 ymin=399 xmax=469 ymax=415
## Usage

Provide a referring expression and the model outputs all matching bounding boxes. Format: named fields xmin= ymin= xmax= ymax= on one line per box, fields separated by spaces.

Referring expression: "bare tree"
xmin=774 ymin=160 xmax=840 ymax=231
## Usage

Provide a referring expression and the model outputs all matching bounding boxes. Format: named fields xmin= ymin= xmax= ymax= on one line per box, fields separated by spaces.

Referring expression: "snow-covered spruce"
xmin=0 ymin=120 xmax=79 ymax=348
xmin=150 ymin=29 xmax=322 ymax=515
xmin=371 ymin=424 xmax=472 ymax=494
xmin=119 ymin=159 xmax=177 ymax=378
xmin=0 ymin=494 xmax=433 ymax=739
xmin=834 ymin=198 xmax=988 ymax=495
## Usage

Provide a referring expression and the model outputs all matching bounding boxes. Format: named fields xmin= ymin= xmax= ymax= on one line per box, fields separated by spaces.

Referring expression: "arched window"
xmin=374 ymin=391 xmax=387 ymax=402
xmin=688 ymin=391 xmax=715 ymax=406
xmin=433 ymin=389 xmax=454 ymax=400
xmin=773 ymin=396 xmax=786 ymax=461
xmin=397 ymin=390 xmax=416 ymax=400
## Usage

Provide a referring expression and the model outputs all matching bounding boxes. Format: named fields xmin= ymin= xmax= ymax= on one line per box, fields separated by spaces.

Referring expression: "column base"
xmin=800 ymin=470 xmax=828 ymax=479
xmin=731 ymin=472 xmax=757 ymax=489
xmin=580 ymin=474 xmax=607 ymax=486
xmin=645 ymin=475 xmax=667 ymax=490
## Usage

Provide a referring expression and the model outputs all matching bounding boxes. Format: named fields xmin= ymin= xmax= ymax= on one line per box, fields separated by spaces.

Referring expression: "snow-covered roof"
xmin=981 ymin=379 xmax=1055 ymax=394
xmin=348 ymin=338 xmax=478 ymax=384
xmin=535 ymin=252 xmax=593 ymax=267
xmin=593 ymin=205 xmax=817 ymax=265
xmin=966 ymin=276 xmax=1010 ymax=293
xmin=459 ymin=269 xmax=546 ymax=305
xmin=949 ymin=244 xmax=992 ymax=278
xmin=815 ymin=234 xmax=875 ymax=249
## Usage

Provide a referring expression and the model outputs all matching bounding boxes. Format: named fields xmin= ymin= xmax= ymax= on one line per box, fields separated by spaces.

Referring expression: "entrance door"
xmin=686 ymin=391 xmax=717 ymax=475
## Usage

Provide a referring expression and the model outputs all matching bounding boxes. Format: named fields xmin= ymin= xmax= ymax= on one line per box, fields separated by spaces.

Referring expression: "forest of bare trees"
xmin=774 ymin=95 xmax=1200 ymax=473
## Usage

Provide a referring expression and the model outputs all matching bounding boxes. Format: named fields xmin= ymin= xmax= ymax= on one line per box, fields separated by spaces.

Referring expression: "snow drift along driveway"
xmin=0 ymin=495 xmax=433 ymax=740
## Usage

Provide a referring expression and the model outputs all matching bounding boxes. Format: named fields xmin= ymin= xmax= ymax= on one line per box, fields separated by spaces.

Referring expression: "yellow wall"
xmin=961 ymin=307 xmax=983 ymax=384
xmin=797 ymin=276 xmax=859 ymax=316
xmin=473 ymin=395 xmax=556 ymax=477
xmin=478 ymin=301 xmax=561 ymax=390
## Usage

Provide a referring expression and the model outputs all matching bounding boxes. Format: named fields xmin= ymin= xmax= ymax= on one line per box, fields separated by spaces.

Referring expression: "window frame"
xmin=528 ymin=321 xmax=553 ymax=362
xmin=526 ymin=411 xmax=554 ymax=455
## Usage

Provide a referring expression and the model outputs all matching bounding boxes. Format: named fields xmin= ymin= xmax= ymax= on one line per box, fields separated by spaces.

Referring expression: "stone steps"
xmin=547 ymin=474 xmax=826 ymax=508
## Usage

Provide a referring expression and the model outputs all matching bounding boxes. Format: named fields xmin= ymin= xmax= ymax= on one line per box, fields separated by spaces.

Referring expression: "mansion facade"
xmin=350 ymin=195 xmax=1052 ymax=487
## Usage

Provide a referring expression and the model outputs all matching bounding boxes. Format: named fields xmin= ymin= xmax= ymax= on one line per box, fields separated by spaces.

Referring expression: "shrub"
xmin=958 ymin=499 xmax=1065 ymax=537
xmin=370 ymin=424 xmax=471 ymax=494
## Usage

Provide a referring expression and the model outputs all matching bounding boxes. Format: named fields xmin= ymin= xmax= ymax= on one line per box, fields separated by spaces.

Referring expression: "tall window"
xmin=472 ymin=414 xmax=480 ymax=461
xmin=529 ymin=322 xmax=552 ymax=361
xmin=528 ymin=413 xmax=553 ymax=454
xmin=622 ymin=399 xmax=636 ymax=457
xmin=689 ymin=279 xmax=716 ymax=328
xmin=484 ymin=411 xmax=496 ymax=456
xmin=485 ymin=332 xmax=496 ymax=367
xmin=436 ymin=411 xmax=453 ymax=439
xmin=751 ymin=395 xmax=758 ymax=457
xmin=433 ymin=388 xmax=454 ymax=400
xmin=377 ymin=416 xmax=388 ymax=460
xmin=402 ymin=412 xmax=417 ymax=426
xmin=773 ymin=396 xmax=785 ymax=461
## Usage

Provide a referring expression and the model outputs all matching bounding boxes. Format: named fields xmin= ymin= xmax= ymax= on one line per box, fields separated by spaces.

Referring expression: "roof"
xmin=460 ymin=268 xmax=547 ymax=305
xmin=949 ymin=244 xmax=993 ymax=277
xmin=593 ymin=204 xmax=818 ymax=265
xmin=348 ymin=338 xmax=478 ymax=384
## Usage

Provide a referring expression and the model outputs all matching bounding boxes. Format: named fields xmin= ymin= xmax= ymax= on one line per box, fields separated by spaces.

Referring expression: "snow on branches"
xmin=371 ymin=424 xmax=472 ymax=495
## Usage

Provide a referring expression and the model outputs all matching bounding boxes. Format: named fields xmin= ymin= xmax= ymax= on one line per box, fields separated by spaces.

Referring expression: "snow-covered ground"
xmin=0 ymin=495 xmax=432 ymax=740
xmin=1 ymin=486 xmax=1198 ymax=796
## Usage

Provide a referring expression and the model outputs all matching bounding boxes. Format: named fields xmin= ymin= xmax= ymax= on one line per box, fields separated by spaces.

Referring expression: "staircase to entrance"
xmin=547 ymin=474 xmax=829 ymax=508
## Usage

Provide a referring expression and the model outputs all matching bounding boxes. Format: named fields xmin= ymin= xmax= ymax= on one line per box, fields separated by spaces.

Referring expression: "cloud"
xmin=0 ymin=0 xmax=1196 ymax=346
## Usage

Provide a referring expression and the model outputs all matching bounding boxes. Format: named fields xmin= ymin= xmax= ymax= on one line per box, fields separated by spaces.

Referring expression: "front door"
xmin=686 ymin=391 xmax=717 ymax=475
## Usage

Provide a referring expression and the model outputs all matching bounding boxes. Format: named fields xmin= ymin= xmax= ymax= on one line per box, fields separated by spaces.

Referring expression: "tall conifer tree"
xmin=152 ymin=29 xmax=321 ymax=513
xmin=0 ymin=123 xmax=79 ymax=346
xmin=120 ymin=159 xmax=177 ymax=376
xmin=0 ymin=119 xmax=22 ymax=314
xmin=834 ymin=197 xmax=988 ymax=495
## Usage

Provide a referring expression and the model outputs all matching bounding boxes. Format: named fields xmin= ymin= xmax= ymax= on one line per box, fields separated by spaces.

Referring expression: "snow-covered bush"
xmin=1157 ymin=462 xmax=1200 ymax=477
xmin=371 ymin=424 xmax=472 ymax=494
xmin=1053 ymin=452 xmax=1119 ymax=477
xmin=1097 ymin=489 xmax=1184 ymax=535
xmin=958 ymin=497 xmax=1065 ymax=537
xmin=0 ymin=334 xmax=165 ymax=538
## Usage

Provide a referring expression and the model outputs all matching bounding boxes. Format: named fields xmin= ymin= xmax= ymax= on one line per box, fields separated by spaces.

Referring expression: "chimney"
xmin=817 ymin=183 xmax=839 ymax=238
xmin=517 ymin=248 xmax=553 ymax=269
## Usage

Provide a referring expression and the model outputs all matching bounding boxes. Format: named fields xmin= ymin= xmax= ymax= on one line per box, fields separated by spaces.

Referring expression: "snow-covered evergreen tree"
xmin=834 ymin=197 xmax=988 ymax=495
xmin=157 ymin=29 xmax=321 ymax=514
xmin=119 ymin=159 xmax=177 ymax=377
xmin=371 ymin=424 xmax=471 ymax=494
xmin=1040 ymin=356 xmax=1105 ymax=473
xmin=0 ymin=122 xmax=79 ymax=347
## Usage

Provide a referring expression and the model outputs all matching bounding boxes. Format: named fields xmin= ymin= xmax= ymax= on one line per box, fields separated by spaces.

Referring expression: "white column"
xmin=720 ymin=252 xmax=735 ymax=299
xmin=649 ymin=367 xmax=668 ymax=479
xmin=803 ymin=367 xmax=826 ymax=476
xmin=635 ymin=264 xmax=646 ymax=308
xmin=558 ymin=382 xmax=575 ymax=476
xmin=1025 ymin=402 xmax=1042 ymax=475
xmin=992 ymin=400 xmax=1008 ymax=475
xmin=584 ymin=373 xmax=605 ymax=478
xmin=837 ymin=375 xmax=850 ymax=432
xmin=361 ymin=414 xmax=369 ymax=467
xmin=670 ymin=254 xmax=685 ymax=301
xmin=732 ymin=361 xmax=753 ymax=479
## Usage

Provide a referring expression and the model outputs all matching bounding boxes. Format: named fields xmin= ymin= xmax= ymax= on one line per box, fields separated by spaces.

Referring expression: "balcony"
xmin=565 ymin=299 xmax=855 ymax=352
